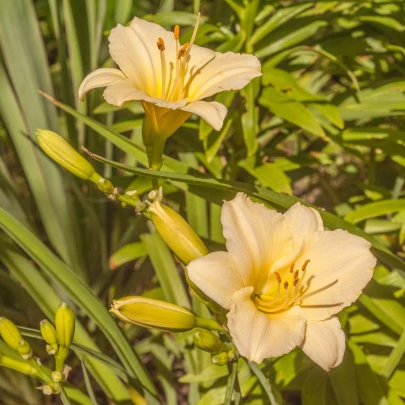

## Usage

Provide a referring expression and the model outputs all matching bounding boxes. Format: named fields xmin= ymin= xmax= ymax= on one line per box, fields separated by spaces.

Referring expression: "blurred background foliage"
xmin=1 ymin=0 xmax=405 ymax=404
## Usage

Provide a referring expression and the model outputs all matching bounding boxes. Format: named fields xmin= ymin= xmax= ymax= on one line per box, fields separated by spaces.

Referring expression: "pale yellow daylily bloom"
xmin=187 ymin=193 xmax=376 ymax=370
xmin=78 ymin=15 xmax=261 ymax=169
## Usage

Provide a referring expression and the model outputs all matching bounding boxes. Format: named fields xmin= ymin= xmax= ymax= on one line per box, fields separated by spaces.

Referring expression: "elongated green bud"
xmin=17 ymin=340 xmax=33 ymax=360
xmin=148 ymin=202 xmax=208 ymax=264
xmin=212 ymin=351 xmax=230 ymax=366
xmin=0 ymin=318 xmax=23 ymax=351
xmin=193 ymin=328 xmax=224 ymax=354
xmin=110 ymin=296 xmax=196 ymax=332
xmin=36 ymin=129 xmax=102 ymax=182
xmin=40 ymin=320 xmax=59 ymax=355
xmin=0 ymin=352 xmax=38 ymax=376
xmin=55 ymin=303 xmax=75 ymax=348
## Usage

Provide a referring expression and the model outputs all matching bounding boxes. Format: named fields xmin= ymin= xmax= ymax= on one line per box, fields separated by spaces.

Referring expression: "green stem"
xmin=224 ymin=360 xmax=242 ymax=405
xmin=195 ymin=317 xmax=225 ymax=332
xmin=248 ymin=362 xmax=278 ymax=405
xmin=55 ymin=346 xmax=69 ymax=373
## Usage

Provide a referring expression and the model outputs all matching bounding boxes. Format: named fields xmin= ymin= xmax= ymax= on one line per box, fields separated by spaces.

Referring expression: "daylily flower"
xmin=78 ymin=15 xmax=261 ymax=169
xmin=187 ymin=193 xmax=376 ymax=370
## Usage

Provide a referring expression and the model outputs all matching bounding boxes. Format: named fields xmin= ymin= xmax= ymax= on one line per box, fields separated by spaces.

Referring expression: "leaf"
xmin=248 ymin=3 xmax=313 ymax=46
xmin=302 ymin=368 xmax=337 ymax=405
xmin=82 ymin=359 xmax=100 ymax=405
xmin=0 ymin=2 xmax=85 ymax=273
xmin=109 ymin=242 xmax=147 ymax=270
xmin=239 ymin=157 xmax=292 ymax=195
xmin=141 ymin=233 xmax=190 ymax=309
xmin=85 ymin=152 xmax=405 ymax=273
xmin=204 ymin=118 xmax=233 ymax=162
xmin=328 ymin=349 xmax=359 ymax=405
xmin=344 ymin=199 xmax=405 ymax=224
xmin=259 ymin=87 xmax=325 ymax=137
xmin=240 ymin=82 xmax=259 ymax=157
xmin=256 ymin=20 xmax=327 ymax=58
xmin=349 ymin=341 xmax=388 ymax=405
xmin=381 ymin=329 xmax=405 ymax=380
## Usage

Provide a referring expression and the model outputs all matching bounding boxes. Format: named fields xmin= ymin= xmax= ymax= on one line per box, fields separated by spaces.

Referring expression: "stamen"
xmin=302 ymin=260 xmax=310 ymax=272
xmin=296 ymin=259 xmax=310 ymax=293
xmin=157 ymin=37 xmax=165 ymax=51
xmin=178 ymin=43 xmax=189 ymax=59
xmin=274 ymin=271 xmax=281 ymax=284
xmin=294 ymin=270 xmax=299 ymax=279
xmin=284 ymin=281 xmax=289 ymax=290
xmin=156 ymin=37 xmax=167 ymax=99
xmin=289 ymin=263 xmax=294 ymax=273
xmin=174 ymin=25 xmax=180 ymax=40
xmin=292 ymin=279 xmax=338 ymax=303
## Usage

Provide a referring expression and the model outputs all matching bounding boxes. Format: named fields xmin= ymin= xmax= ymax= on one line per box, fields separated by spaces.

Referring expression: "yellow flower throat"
xmin=255 ymin=260 xmax=338 ymax=314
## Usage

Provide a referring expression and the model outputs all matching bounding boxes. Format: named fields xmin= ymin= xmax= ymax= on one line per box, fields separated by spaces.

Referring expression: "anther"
xmin=274 ymin=271 xmax=281 ymax=283
xmin=174 ymin=25 xmax=180 ymax=40
xmin=294 ymin=270 xmax=299 ymax=279
xmin=302 ymin=260 xmax=310 ymax=271
xmin=289 ymin=263 xmax=294 ymax=273
xmin=284 ymin=281 xmax=289 ymax=289
xmin=178 ymin=43 xmax=189 ymax=59
xmin=294 ymin=279 xmax=299 ymax=287
xmin=157 ymin=37 xmax=165 ymax=51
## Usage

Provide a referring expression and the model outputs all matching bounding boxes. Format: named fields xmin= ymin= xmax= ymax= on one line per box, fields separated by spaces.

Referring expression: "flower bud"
xmin=0 ymin=318 xmax=23 ymax=351
xmin=40 ymin=320 xmax=59 ymax=354
xmin=36 ymin=129 xmax=101 ymax=182
xmin=193 ymin=328 xmax=224 ymax=354
xmin=0 ymin=352 xmax=38 ymax=376
xmin=212 ymin=351 xmax=230 ymax=366
xmin=18 ymin=340 xmax=33 ymax=360
xmin=55 ymin=303 xmax=75 ymax=348
xmin=110 ymin=296 xmax=196 ymax=332
xmin=148 ymin=201 xmax=208 ymax=264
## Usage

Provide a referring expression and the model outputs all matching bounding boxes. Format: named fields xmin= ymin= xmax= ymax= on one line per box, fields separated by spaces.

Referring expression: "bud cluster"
xmin=0 ymin=303 xmax=76 ymax=397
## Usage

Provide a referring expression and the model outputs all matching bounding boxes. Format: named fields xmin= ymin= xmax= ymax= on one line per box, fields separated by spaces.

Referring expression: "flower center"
xmin=254 ymin=260 xmax=338 ymax=314
xmin=156 ymin=13 xmax=201 ymax=102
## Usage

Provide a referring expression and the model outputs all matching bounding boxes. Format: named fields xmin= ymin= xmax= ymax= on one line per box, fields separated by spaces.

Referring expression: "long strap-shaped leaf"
xmin=0 ymin=1 xmax=85 ymax=276
xmin=0 ymin=208 xmax=160 ymax=405
xmin=88 ymin=153 xmax=405 ymax=273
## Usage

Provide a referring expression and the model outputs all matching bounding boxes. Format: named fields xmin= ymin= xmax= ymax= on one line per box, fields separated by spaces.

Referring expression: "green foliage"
xmin=1 ymin=0 xmax=405 ymax=404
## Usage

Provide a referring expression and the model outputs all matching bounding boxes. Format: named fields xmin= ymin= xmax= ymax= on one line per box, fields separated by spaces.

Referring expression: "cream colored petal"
xmin=103 ymin=81 xmax=188 ymax=108
xmin=283 ymin=203 xmax=323 ymax=248
xmin=222 ymin=193 xmax=294 ymax=288
xmin=187 ymin=50 xmax=261 ymax=101
xmin=109 ymin=18 xmax=177 ymax=97
xmin=296 ymin=230 xmax=376 ymax=321
xmin=187 ymin=252 xmax=245 ymax=310
xmin=78 ymin=68 xmax=127 ymax=101
xmin=227 ymin=287 xmax=306 ymax=363
xmin=181 ymin=101 xmax=227 ymax=131
xmin=300 ymin=317 xmax=345 ymax=371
